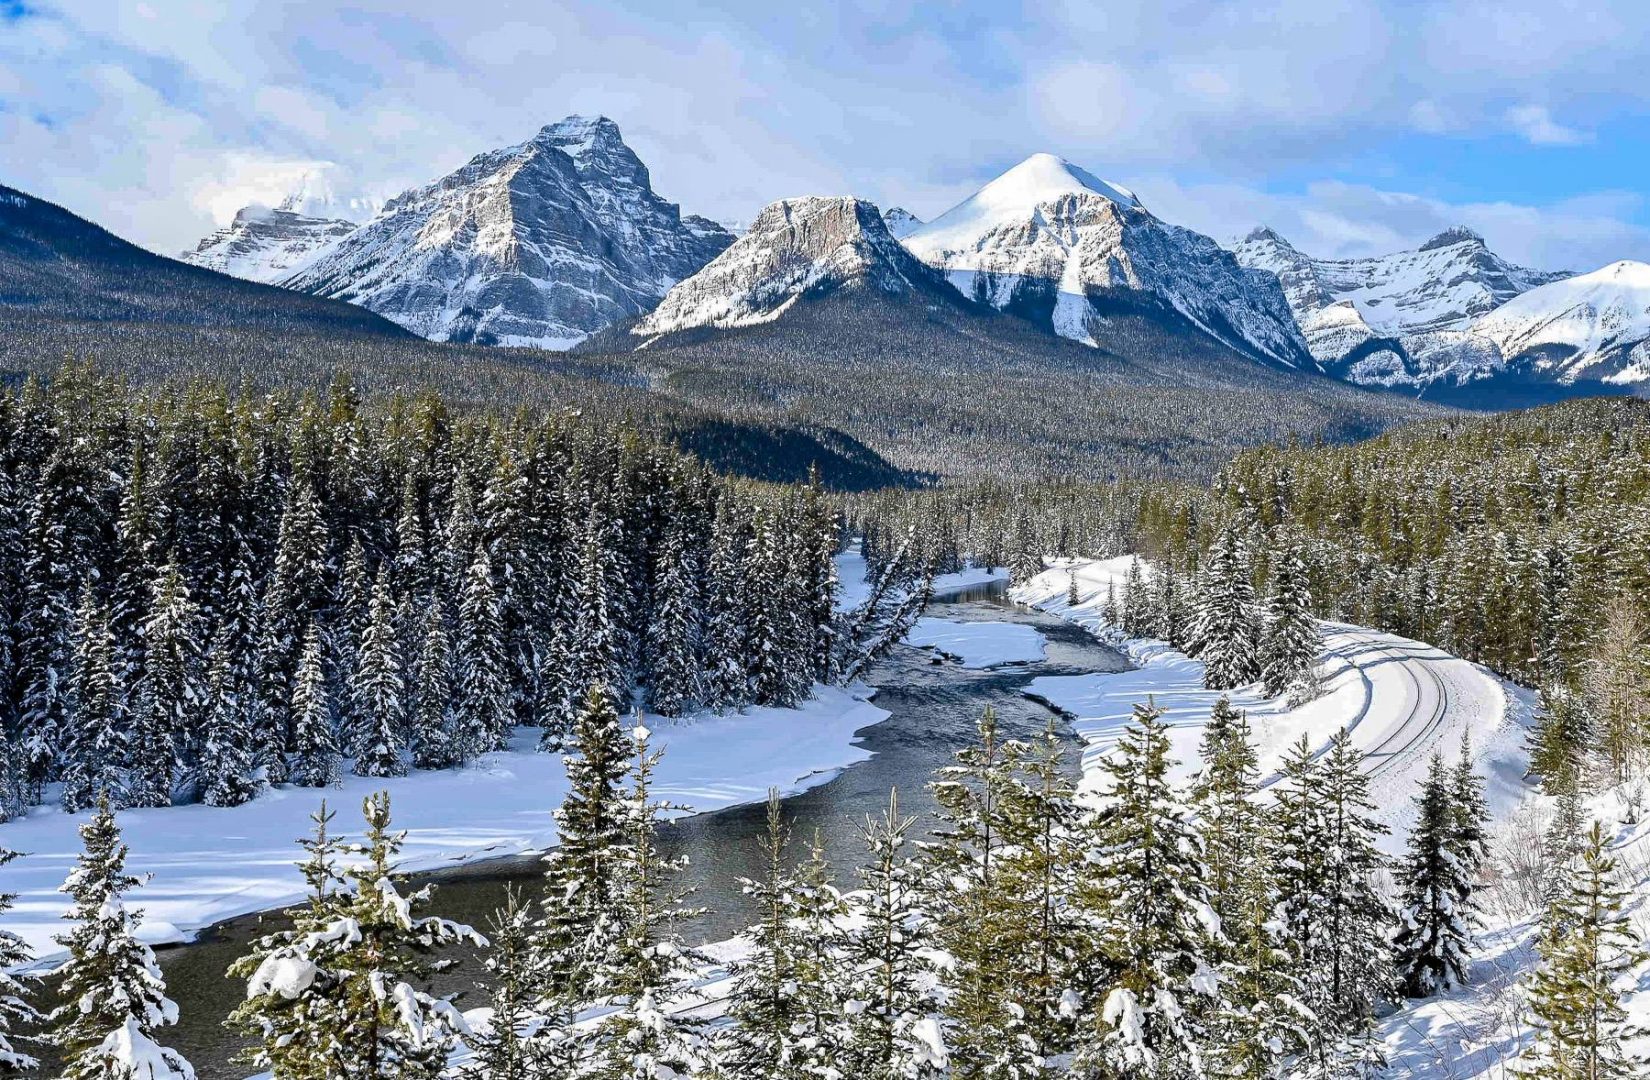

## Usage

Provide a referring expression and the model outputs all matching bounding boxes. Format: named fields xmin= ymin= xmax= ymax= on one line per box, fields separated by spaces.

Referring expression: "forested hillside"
xmin=0 ymin=364 xmax=842 ymax=820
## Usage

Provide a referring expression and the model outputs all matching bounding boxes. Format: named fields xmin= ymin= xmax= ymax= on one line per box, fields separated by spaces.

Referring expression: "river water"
xmin=150 ymin=587 xmax=1129 ymax=1078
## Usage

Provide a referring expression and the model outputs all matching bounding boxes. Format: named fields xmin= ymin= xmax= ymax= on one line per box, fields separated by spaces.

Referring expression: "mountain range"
xmin=179 ymin=119 xmax=1647 ymax=408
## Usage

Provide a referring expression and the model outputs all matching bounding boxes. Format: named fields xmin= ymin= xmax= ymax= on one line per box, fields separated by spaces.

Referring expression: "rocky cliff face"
xmin=632 ymin=196 xmax=953 ymax=338
xmin=902 ymin=154 xmax=1314 ymax=369
xmin=284 ymin=116 xmax=732 ymax=348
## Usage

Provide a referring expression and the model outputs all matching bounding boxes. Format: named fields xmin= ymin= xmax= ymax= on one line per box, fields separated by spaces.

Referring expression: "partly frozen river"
xmin=148 ymin=584 xmax=1129 ymax=1078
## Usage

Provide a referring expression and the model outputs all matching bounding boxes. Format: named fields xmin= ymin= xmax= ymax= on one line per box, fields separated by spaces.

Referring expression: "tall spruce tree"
xmin=1074 ymin=699 xmax=1218 ymax=1080
xmin=128 ymin=561 xmax=202 ymax=808
xmin=455 ymin=545 xmax=512 ymax=760
xmin=50 ymin=797 xmax=194 ymax=1080
xmin=1192 ymin=526 xmax=1260 ymax=691
xmin=290 ymin=623 xmax=340 ymax=788
xmin=62 ymin=584 xmax=126 ymax=813
xmin=1260 ymin=546 xmax=1318 ymax=698
xmin=411 ymin=605 xmax=459 ymax=770
xmin=1519 ymin=823 xmax=1649 ymax=1080
xmin=199 ymin=625 xmax=261 ymax=808
xmin=0 ymin=848 xmax=38 ymax=1075
xmin=352 ymin=570 xmax=407 ymax=778
xmin=1392 ymin=754 xmax=1476 ymax=998
xmin=723 ymin=790 xmax=807 ymax=1080
xmin=842 ymin=790 xmax=946 ymax=1080
xmin=534 ymin=683 xmax=634 ymax=1011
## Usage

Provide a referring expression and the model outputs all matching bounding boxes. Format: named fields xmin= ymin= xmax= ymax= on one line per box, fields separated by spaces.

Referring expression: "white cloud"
xmin=1504 ymin=104 xmax=1591 ymax=146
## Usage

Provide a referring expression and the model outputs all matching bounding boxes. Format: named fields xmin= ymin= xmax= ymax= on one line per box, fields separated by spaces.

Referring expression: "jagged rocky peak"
xmin=902 ymin=154 xmax=1312 ymax=368
xmin=633 ymin=195 xmax=945 ymax=338
xmin=180 ymin=167 xmax=379 ymax=284
xmin=285 ymin=115 xmax=732 ymax=349
xmin=1419 ymin=225 xmax=1485 ymax=251
xmin=1230 ymin=224 xmax=1572 ymax=386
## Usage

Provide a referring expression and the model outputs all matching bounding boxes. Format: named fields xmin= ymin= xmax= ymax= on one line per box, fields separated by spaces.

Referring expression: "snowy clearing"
xmin=1013 ymin=558 xmax=1532 ymax=850
xmin=0 ymin=685 xmax=887 ymax=962
xmin=904 ymin=617 xmax=1046 ymax=668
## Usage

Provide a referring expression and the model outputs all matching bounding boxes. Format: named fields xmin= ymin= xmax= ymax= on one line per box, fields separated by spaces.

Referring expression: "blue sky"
xmin=3 ymin=0 xmax=1648 ymax=270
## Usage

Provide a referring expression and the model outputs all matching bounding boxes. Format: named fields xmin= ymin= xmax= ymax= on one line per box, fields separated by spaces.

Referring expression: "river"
xmin=147 ymin=586 xmax=1128 ymax=1078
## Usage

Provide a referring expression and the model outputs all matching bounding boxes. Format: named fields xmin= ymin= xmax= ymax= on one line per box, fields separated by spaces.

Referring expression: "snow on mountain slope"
xmin=285 ymin=116 xmax=732 ymax=349
xmin=1231 ymin=226 xmax=1570 ymax=386
xmin=1013 ymin=558 xmax=1528 ymax=848
xmin=1467 ymin=260 xmax=1650 ymax=384
xmin=880 ymin=206 xmax=923 ymax=239
xmin=632 ymin=196 xmax=949 ymax=337
xmin=903 ymin=155 xmax=1314 ymax=369
xmin=181 ymin=204 xmax=357 ymax=283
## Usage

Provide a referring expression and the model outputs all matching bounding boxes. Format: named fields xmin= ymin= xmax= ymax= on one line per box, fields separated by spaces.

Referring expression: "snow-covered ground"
xmin=904 ymin=617 xmax=1045 ymax=668
xmin=0 ymin=688 xmax=887 ymax=961
xmin=1012 ymin=558 xmax=1531 ymax=849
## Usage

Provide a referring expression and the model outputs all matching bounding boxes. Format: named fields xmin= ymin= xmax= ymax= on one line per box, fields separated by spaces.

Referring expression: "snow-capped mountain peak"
xmin=282 ymin=115 xmax=732 ymax=349
xmin=633 ymin=195 xmax=945 ymax=338
xmin=1469 ymin=259 xmax=1650 ymax=383
xmin=881 ymin=206 xmax=924 ymax=239
xmin=903 ymin=155 xmax=1311 ymax=367
xmin=1230 ymin=224 xmax=1572 ymax=387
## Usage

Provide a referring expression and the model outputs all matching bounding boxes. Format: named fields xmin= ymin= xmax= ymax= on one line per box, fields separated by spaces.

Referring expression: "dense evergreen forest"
xmin=0 ymin=363 xmax=846 ymax=822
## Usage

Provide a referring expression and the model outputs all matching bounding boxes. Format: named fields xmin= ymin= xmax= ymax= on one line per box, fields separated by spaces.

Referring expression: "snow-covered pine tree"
xmin=723 ymin=790 xmax=808 ymax=1080
xmin=926 ymin=706 xmax=1041 ymax=1080
xmin=1527 ymin=684 xmax=1593 ymax=796
xmin=127 ymin=560 xmax=201 ymax=808
xmin=645 ymin=512 xmax=702 ymax=718
xmin=229 ymin=801 xmax=350 ymax=1077
xmin=782 ymin=827 xmax=852 ymax=1080
xmin=109 ymin=444 xmax=157 ymax=701
xmin=744 ymin=510 xmax=800 ymax=709
xmin=333 ymin=536 xmax=371 ymax=745
xmin=579 ymin=725 xmax=705 ymax=1080
xmin=1073 ymin=699 xmax=1218 ymax=1080
xmin=995 ymin=718 xmax=1087 ymax=1067
xmin=534 ymin=682 xmax=634 ymax=1010
xmin=1188 ymin=696 xmax=1262 ymax=930
xmin=464 ymin=886 xmax=564 ymax=1080
xmin=290 ymin=623 xmax=340 ymax=788
xmin=1101 ymin=581 xmax=1119 ymax=629
xmin=199 ymin=624 xmax=261 ymax=807
xmin=1449 ymin=733 xmax=1490 ymax=892
xmin=454 ymin=545 xmax=512 ymax=760
xmin=352 ymin=570 xmax=407 ymax=778
xmin=1392 ymin=754 xmax=1475 ymax=998
xmin=1191 ymin=526 xmax=1260 ymax=691
xmin=411 ymin=605 xmax=459 ymax=771
xmin=701 ymin=502 xmax=750 ymax=711
xmin=330 ymin=793 xmax=482 ymax=1078
xmin=1519 ymin=822 xmax=1649 ymax=1080
xmin=0 ymin=847 xmax=39 ymax=1074
xmin=18 ymin=452 xmax=86 ymax=802
xmin=1121 ymin=557 xmax=1149 ymax=639
xmin=842 ymin=790 xmax=946 ymax=1080
xmin=62 ymin=583 xmax=126 ymax=813
xmin=1260 ymin=545 xmax=1317 ymax=698
xmin=50 ymin=797 xmax=195 ymax=1080
xmin=1286 ymin=729 xmax=1393 ymax=1054
xmin=1067 ymin=569 xmax=1081 ymax=609
xmin=1009 ymin=507 xmax=1042 ymax=587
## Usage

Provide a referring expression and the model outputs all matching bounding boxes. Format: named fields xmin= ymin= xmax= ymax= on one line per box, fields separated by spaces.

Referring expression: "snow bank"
xmin=904 ymin=617 xmax=1046 ymax=669
xmin=0 ymin=686 xmax=888 ymax=962
xmin=1014 ymin=558 xmax=1531 ymax=848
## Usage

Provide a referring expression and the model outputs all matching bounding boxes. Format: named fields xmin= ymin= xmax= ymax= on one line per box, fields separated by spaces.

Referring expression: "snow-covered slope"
xmin=285 ymin=116 xmax=732 ymax=349
xmin=1465 ymin=260 xmax=1650 ymax=384
xmin=1231 ymin=226 xmax=1570 ymax=387
xmin=181 ymin=204 xmax=357 ymax=283
xmin=903 ymin=155 xmax=1314 ymax=369
xmin=632 ymin=195 xmax=950 ymax=337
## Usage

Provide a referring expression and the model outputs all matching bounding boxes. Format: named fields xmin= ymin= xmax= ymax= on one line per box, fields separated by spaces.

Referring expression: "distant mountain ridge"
xmin=1230 ymin=225 xmax=1574 ymax=391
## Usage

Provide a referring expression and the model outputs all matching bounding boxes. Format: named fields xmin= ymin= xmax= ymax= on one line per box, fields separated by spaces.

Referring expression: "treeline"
xmin=0 ymin=688 xmax=1512 ymax=1080
xmin=0 ymin=363 xmax=842 ymax=820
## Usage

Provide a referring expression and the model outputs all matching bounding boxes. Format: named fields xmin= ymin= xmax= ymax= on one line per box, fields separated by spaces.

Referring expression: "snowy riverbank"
xmin=1012 ymin=558 xmax=1533 ymax=850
